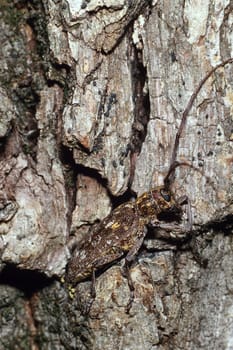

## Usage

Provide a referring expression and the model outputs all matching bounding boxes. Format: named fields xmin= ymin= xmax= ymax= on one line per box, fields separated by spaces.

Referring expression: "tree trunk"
xmin=0 ymin=1 xmax=233 ymax=349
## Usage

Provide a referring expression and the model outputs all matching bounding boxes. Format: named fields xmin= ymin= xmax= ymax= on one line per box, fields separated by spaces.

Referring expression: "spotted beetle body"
xmin=66 ymin=186 xmax=182 ymax=285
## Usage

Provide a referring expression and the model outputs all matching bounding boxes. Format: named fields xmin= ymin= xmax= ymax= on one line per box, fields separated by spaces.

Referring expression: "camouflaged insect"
xmin=66 ymin=58 xmax=233 ymax=307
xmin=66 ymin=186 xmax=186 ymax=286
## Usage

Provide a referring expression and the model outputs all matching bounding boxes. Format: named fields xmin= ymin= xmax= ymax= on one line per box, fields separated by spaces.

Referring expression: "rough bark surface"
xmin=0 ymin=0 xmax=233 ymax=349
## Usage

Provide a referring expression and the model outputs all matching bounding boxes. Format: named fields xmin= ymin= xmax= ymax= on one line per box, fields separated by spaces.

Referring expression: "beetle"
xmin=66 ymin=58 xmax=233 ymax=312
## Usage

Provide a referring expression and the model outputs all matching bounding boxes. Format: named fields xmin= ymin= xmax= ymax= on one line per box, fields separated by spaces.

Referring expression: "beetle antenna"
xmin=165 ymin=57 xmax=233 ymax=189
xmin=164 ymin=161 xmax=216 ymax=192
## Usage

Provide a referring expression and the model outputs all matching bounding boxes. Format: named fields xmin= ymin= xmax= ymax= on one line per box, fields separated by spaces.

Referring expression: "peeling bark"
xmin=0 ymin=0 xmax=233 ymax=349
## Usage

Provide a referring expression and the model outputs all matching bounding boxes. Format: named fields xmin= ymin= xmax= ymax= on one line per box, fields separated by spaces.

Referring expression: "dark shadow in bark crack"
xmin=0 ymin=264 xmax=54 ymax=297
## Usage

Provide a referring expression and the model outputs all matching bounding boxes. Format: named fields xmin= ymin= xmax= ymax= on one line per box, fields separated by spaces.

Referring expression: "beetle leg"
xmin=90 ymin=269 xmax=96 ymax=299
xmin=122 ymin=260 xmax=134 ymax=314
xmin=82 ymin=269 xmax=96 ymax=315
xmin=177 ymin=194 xmax=188 ymax=206
xmin=122 ymin=226 xmax=147 ymax=313
xmin=155 ymin=223 xmax=188 ymax=240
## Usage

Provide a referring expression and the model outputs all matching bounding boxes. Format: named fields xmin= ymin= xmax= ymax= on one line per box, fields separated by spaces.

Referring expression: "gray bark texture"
xmin=0 ymin=0 xmax=233 ymax=349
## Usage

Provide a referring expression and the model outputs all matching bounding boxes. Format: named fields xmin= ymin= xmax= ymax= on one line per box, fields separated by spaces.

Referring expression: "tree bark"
xmin=0 ymin=1 xmax=233 ymax=349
